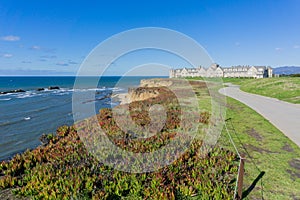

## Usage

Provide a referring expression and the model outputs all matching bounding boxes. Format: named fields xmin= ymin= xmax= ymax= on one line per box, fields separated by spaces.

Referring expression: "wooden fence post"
xmin=236 ymin=157 xmax=245 ymax=200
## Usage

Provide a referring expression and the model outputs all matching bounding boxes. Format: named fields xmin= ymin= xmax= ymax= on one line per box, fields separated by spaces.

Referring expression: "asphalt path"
xmin=219 ymin=84 xmax=300 ymax=147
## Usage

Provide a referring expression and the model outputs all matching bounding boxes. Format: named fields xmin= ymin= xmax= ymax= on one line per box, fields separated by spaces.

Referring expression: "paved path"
xmin=219 ymin=84 xmax=300 ymax=147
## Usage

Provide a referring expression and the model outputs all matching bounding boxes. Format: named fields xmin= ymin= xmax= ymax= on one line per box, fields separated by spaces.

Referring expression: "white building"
xmin=169 ymin=64 xmax=273 ymax=78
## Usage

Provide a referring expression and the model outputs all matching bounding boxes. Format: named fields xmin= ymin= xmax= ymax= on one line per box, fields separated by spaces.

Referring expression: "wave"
xmin=0 ymin=118 xmax=24 ymax=127
xmin=0 ymin=98 xmax=11 ymax=101
xmin=0 ymin=115 xmax=34 ymax=127
xmin=16 ymin=91 xmax=42 ymax=99
xmin=15 ymin=140 xmax=25 ymax=145
xmin=29 ymin=105 xmax=53 ymax=113
xmin=1 ymin=87 xmax=125 ymax=100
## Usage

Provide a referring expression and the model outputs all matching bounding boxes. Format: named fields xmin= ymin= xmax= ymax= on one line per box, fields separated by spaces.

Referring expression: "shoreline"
xmin=0 ymin=76 xmax=154 ymax=161
xmin=0 ymin=77 xmax=165 ymax=161
xmin=0 ymin=77 xmax=241 ymax=199
xmin=112 ymin=93 xmax=131 ymax=105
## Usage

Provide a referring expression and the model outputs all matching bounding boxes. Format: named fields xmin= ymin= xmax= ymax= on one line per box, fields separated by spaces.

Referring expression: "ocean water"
xmin=0 ymin=76 xmax=163 ymax=161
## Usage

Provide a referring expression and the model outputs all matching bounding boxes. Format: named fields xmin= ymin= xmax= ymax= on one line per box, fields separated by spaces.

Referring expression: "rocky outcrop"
xmin=128 ymin=87 xmax=160 ymax=102
xmin=120 ymin=79 xmax=175 ymax=103
xmin=116 ymin=79 xmax=175 ymax=104
xmin=39 ymin=134 xmax=51 ymax=146
xmin=0 ymin=89 xmax=25 ymax=95
xmin=48 ymin=86 xmax=60 ymax=90
xmin=0 ymin=86 xmax=62 ymax=94
xmin=140 ymin=78 xmax=173 ymax=87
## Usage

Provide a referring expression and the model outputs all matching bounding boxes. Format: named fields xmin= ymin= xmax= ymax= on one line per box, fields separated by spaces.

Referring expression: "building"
xmin=169 ymin=64 xmax=273 ymax=78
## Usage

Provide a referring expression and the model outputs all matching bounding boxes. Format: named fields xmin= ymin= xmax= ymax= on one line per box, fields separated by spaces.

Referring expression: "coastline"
xmin=112 ymin=77 xmax=172 ymax=105
xmin=0 ymin=77 xmax=240 ymax=199
xmin=0 ymin=76 xmax=158 ymax=161
xmin=112 ymin=93 xmax=131 ymax=105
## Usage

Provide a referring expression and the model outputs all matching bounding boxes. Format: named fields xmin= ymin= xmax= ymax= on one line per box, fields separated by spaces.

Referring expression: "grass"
xmin=189 ymin=77 xmax=300 ymax=198
xmin=222 ymin=77 xmax=300 ymax=104
xmin=218 ymin=96 xmax=300 ymax=199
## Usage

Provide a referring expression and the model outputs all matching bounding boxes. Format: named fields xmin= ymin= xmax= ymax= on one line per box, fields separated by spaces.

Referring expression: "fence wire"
xmin=223 ymin=118 xmax=265 ymax=199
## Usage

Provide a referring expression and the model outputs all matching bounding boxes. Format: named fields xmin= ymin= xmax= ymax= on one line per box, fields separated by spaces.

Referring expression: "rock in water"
xmin=39 ymin=134 xmax=50 ymax=146
xmin=0 ymin=89 xmax=25 ymax=95
xmin=48 ymin=86 xmax=60 ymax=90
xmin=13 ymin=89 xmax=26 ymax=93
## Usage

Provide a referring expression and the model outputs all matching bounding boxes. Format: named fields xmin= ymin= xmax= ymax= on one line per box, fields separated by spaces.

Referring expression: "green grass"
xmin=189 ymin=77 xmax=300 ymax=198
xmin=218 ymin=97 xmax=300 ymax=199
xmin=222 ymin=77 xmax=300 ymax=104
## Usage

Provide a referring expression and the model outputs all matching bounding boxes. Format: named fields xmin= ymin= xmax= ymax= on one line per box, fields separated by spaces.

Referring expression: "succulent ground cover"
xmin=0 ymin=80 xmax=238 ymax=199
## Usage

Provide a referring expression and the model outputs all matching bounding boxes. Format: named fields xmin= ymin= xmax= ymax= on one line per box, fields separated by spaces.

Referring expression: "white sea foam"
xmin=15 ymin=140 xmax=25 ymax=145
xmin=2 ymin=87 xmax=124 ymax=100
xmin=16 ymin=91 xmax=42 ymax=99
xmin=0 ymin=98 xmax=11 ymax=101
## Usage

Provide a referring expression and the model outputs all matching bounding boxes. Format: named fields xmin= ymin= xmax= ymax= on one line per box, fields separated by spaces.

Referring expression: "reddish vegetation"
xmin=0 ymin=80 xmax=238 ymax=199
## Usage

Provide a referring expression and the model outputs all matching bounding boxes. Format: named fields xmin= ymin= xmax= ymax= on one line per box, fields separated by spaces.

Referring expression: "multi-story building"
xmin=169 ymin=64 xmax=273 ymax=78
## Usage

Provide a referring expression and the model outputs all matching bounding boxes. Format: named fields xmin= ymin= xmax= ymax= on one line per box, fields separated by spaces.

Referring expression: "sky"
xmin=0 ymin=0 xmax=300 ymax=76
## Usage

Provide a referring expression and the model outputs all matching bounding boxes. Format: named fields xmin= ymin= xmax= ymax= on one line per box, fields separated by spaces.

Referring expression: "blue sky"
xmin=0 ymin=0 xmax=300 ymax=75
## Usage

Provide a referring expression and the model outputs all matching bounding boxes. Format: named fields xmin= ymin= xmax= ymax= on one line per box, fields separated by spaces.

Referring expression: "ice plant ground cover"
xmin=0 ymin=80 xmax=239 ymax=199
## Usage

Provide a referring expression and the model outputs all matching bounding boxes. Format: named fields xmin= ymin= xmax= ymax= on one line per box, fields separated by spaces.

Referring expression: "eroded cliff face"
xmin=128 ymin=87 xmax=160 ymax=102
xmin=127 ymin=79 xmax=174 ymax=102
xmin=140 ymin=78 xmax=173 ymax=87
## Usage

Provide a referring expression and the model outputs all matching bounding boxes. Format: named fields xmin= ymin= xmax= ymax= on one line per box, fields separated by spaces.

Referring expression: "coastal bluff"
xmin=118 ymin=78 xmax=202 ymax=104
xmin=140 ymin=78 xmax=173 ymax=87
xmin=0 ymin=77 xmax=238 ymax=199
xmin=121 ymin=78 xmax=174 ymax=103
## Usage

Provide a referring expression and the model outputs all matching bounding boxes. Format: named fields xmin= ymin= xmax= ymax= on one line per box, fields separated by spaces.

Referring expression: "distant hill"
xmin=273 ymin=66 xmax=300 ymax=75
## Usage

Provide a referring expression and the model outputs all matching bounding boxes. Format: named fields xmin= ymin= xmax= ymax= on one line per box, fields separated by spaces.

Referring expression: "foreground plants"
xmin=0 ymin=130 xmax=238 ymax=199
xmin=0 ymin=81 xmax=238 ymax=199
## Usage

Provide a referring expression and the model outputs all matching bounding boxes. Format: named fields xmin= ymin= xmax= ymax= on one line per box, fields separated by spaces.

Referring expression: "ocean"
xmin=0 ymin=76 xmax=164 ymax=161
